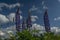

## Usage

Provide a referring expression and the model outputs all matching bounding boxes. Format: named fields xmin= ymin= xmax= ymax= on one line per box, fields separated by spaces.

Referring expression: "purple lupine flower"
xmin=15 ymin=7 xmax=20 ymax=32
xmin=44 ymin=10 xmax=51 ymax=32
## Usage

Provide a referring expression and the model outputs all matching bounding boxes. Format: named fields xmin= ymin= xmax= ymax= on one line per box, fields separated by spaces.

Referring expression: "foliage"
xmin=0 ymin=30 xmax=60 ymax=40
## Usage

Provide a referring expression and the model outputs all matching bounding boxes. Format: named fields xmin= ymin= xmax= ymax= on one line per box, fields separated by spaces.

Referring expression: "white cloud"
xmin=0 ymin=31 xmax=5 ymax=36
xmin=7 ymin=13 xmax=22 ymax=22
xmin=42 ymin=1 xmax=48 ymax=9
xmin=0 ymin=13 xmax=23 ymax=23
xmin=29 ymin=5 xmax=38 ymax=11
xmin=31 ymin=16 xmax=38 ymax=22
xmin=6 ymin=25 xmax=16 ymax=31
xmin=1 ymin=24 xmax=22 ymax=34
xmin=1 ymin=25 xmax=16 ymax=34
xmin=31 ymin=23 xmax=45 ymax=34
xmin=51 ymin=27 xmax=60 ymax=34
xmin=29 ymin=5 xmax=42 ymax=14
xmin=0 ymin=14 xmax=9 ymax=23
xmin=32 ymin=23 xmax=60 ymax=34
xmin=7 ymin=13 xmax=15 ymax=22
xmin=32 ymin=23 xmax=45 ymax=31
xmin=43 ymin=5 xmax=48 ymax=9
xmin=7 ymin=31 xmax=13 ymax=34
xmin=0 ymin=3 xmax=20 ymax=10
xmin=54 ymin=17 xmax=60 ymax=21
xmin=42 ymin=1 xmax=45 ymax=5
xmin=9 ymin=3 xmax=20 ymax=9
xmin=0 ymin=25 xmax=16 ymax=38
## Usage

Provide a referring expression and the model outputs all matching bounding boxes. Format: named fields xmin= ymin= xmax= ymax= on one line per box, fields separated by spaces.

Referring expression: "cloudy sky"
xmin=0 ymin=0 xmax=60 ymax=36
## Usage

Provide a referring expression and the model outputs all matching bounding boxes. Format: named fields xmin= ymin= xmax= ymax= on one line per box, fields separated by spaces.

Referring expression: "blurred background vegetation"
xmin=0 ymin=30 xmax=60 ymax=40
